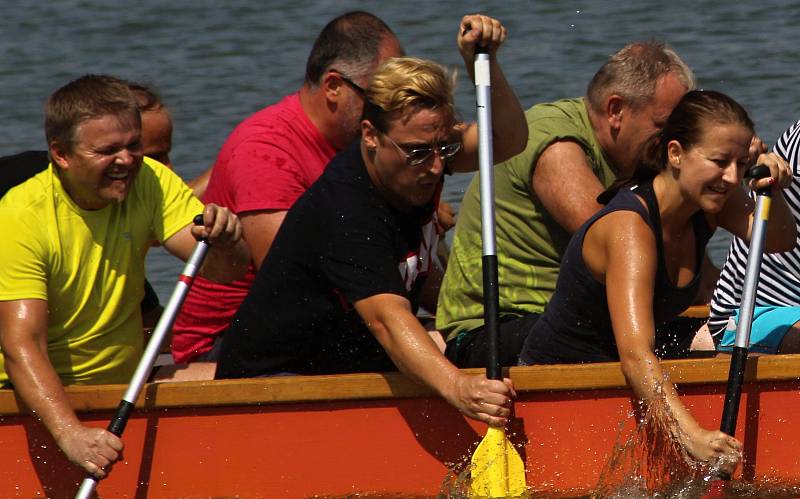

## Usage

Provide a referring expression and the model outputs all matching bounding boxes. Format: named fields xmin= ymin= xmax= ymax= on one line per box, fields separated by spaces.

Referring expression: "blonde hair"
xmin=586 ymin=40 xmax=695 ymax=113
xmin=362 ymin=56 xmax=457 ymax=132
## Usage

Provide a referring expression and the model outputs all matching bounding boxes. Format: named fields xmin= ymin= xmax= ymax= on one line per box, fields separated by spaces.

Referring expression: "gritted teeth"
xmin=106 ymin=170 xmax=129 ymax=180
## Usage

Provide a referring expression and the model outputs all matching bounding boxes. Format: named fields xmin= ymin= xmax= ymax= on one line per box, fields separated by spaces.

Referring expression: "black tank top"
xmin=519 ymin=181 xmax=712 ymax=364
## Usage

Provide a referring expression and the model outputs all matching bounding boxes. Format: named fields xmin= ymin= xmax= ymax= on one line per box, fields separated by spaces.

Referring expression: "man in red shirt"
xmin=172 ymin=11 xmax=404 ymax=362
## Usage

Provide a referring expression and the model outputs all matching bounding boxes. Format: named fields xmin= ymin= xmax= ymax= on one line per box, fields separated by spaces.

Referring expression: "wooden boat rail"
xmin=3 ymin=354 xmax=800 ymax=416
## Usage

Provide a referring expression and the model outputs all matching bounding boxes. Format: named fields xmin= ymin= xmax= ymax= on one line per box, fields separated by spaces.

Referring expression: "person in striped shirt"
xmin=708 ymin=119 xmax=800 ymax=353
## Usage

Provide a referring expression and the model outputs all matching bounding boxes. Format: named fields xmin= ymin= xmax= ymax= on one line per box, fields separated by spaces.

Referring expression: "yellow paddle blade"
xmin=470 ymin=426 xmax=527 ymax=497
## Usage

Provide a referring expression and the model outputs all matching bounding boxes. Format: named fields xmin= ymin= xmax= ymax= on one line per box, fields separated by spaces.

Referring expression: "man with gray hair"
xmin=172 ymin=11 xmax=405 ymax=363
xmin=438 ymin=41 xmax=696 ymax=367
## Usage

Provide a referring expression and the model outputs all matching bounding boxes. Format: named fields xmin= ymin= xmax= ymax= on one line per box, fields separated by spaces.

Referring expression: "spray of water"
xmin=594 ymin=380 xmax=715 ymax=498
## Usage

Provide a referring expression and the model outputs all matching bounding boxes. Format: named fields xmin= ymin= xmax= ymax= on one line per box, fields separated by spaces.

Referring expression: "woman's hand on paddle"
xmin=451 ymin=374 xmax=516 ymax=427
xmin=458 ymin=14 xmax=507 ymax=59
xmin=192 ymin=203 xmax=243 ymax=248
xmin=750 ymin=151 xmax=792 ymax=192
xmin=57 ymin=424 xmax=124 ymax=479
xmin=683 ymin=427 xmax=742 ymax=474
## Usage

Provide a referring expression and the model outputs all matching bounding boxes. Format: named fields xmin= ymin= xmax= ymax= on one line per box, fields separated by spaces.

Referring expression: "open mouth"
xmin=707 ymin=185 xmax=727 ymax=194
xmin=106 ymin=170 xmax=130 ymax=181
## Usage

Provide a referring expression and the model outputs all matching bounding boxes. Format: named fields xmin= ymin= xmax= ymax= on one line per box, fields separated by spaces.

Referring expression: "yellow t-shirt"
xmin=0 ymin=158 xmax=203 ymax=385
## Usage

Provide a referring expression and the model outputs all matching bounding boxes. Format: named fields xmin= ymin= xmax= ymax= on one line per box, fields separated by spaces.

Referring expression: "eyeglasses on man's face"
xmin=381 ymin=132 xmax=462 ymax=167
xmin=329 ymin=69 xmax=365 ymax=96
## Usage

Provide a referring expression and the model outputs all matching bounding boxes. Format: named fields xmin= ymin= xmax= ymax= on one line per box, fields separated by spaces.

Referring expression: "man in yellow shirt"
xmin=0 ymin=74 xmax=250 ymax=479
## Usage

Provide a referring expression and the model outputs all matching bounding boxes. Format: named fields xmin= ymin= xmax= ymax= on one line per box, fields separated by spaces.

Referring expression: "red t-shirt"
xmin=172 ymin=92 xmax=336 ymax=363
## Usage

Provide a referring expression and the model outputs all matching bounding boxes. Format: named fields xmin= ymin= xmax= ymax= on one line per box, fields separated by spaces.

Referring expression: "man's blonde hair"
xmin=362 ymin=57 xmax=457 ymax=132
xmin=586 ymin=40 xmax=695 ymax=113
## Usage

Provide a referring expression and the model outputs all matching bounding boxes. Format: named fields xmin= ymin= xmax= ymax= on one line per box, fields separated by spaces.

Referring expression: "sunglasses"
xmin=382 ymin=132 xmax=462 ymax=167
xmin=329 ymin=69 xmax=365 ymax=96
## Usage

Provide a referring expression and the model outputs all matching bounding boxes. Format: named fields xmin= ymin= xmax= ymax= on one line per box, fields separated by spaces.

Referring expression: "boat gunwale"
xmin=2 ymin=354 xmax=800 ymax=416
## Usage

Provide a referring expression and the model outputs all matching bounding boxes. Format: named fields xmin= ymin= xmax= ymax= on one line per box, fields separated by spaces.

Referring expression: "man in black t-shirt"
xmin=216 ymin=15 xmax=529 ymax=427
xmin=217 ymin=139 xmax=440 ymax=375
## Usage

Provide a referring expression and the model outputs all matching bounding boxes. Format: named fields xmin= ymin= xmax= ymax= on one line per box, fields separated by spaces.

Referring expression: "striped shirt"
xmin=708 ymin=120 xmax=800 ymax=339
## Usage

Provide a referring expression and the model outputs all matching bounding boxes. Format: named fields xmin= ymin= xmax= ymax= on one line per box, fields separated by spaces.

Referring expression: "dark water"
xmin=2 ymin=0 xmax=799 ymax=298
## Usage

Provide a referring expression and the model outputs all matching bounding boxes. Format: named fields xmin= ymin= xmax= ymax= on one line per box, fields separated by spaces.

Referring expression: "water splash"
xmin=592 ymin=376 xmax=800 ymax=498
xmin=594 ymin=377 xmax=729 ymax=498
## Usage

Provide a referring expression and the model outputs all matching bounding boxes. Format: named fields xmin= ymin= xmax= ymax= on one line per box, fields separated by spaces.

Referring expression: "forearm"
xmin=4 ymin=341 xmax=82 ymax=444
xmin=372 ymin=313 xmax=464 ymax=398
xmin=620 ymin=350 xmax=702 ymax=435
xmin=356 ymin=294 xmax=512 ymax=425
xmin=200 ymin=239 xmax=250 ymax=283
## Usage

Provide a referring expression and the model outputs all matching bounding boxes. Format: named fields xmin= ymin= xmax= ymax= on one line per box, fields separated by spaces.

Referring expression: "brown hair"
xmin=45 ymin=74 xmax=140 ymax=153
xmin=304 ymin=11 xmax=399 ymax=86
xmin=127 ymin=81 xmax=165 ymax=113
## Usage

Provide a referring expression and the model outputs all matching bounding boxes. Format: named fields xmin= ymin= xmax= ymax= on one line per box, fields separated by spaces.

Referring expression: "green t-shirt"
xmin=436 ymin=98 xmax=618 ymax=339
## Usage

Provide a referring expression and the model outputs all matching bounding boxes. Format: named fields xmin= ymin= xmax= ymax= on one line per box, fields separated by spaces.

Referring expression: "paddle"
xmin=468 ymin=45 xmax=526 ymax=498
xmin=705 ymin=164 xmax=771 ymax=494
xmin=75 ymin=215 xmax=210 ymax=499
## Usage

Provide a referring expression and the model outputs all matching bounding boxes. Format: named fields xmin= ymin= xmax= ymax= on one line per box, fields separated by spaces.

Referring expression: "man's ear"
xmin=49 ymin=141 xmax=70 ymax=169
xmin=606 ymin=95 xmax=625 ymax=130
xmin=362 ymin=120 xmax=379 ymax=149
xmin=322 ymin=71 xmax=344 ymax=102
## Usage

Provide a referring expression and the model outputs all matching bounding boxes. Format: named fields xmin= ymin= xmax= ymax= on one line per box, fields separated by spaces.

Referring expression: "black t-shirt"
xmin=0 ymin=150 xmax=49 ymax=198
xmin=216 ymin=142 xmax=439 ymax=377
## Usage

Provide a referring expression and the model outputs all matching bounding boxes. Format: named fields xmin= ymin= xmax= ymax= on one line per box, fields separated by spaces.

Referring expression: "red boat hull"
xmin=2 ymin=355 xmax=800 ymax=497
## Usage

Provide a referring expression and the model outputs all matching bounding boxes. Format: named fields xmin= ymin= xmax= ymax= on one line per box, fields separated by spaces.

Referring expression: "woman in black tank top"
xmin=519 ymin=90 xmax=796 ymax=471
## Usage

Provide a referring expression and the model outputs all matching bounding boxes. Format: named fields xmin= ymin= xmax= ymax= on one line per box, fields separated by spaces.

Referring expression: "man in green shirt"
xmin=438 ymin=41 xmax=695 ymax=367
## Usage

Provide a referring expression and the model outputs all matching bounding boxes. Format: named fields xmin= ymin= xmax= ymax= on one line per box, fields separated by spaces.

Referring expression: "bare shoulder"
xmin=589 ymin=209 xmax=654 ymax=249
xmin=582 ymin=209 xmax=656 ymax=281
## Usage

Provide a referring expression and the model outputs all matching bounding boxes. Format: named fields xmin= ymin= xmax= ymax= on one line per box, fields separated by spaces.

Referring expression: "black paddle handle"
xmin=746 ymin=164 xmax=773 ymax=197
xmin=720 ymin=346 xmax=748 ymax=435
xmin=193 ymin=213 xmax=210 ymax=242
xmin=717 ymin=341 xmax=749 ymax=483
xmin=107 ymin=400 xmax=135 ymax=436
xmin=483 ymin=254 xmax=501 ymax=380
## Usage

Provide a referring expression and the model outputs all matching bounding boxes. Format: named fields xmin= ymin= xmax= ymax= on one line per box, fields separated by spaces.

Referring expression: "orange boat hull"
xmin=2 ymin=355 xmax=800 ymax=497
